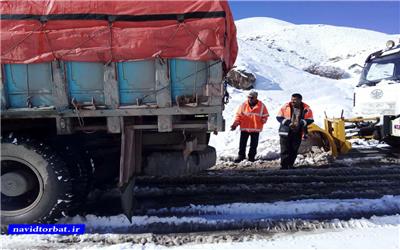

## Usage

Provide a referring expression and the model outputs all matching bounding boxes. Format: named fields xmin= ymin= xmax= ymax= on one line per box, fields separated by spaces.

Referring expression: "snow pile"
xmin=303 ymin=64 xmax=349 ymax=79
xmin=296 ymin=147 xmax=332 ymax=166
xmin=53 ymin=195 xmax=400 ymax=230
xmin=3 ymin=196 xmax=400 ymax=249
xmin=351 ymin=139 xmax=382 ymax=148
xmin=152 ymin=195 xmax=400 ymax=220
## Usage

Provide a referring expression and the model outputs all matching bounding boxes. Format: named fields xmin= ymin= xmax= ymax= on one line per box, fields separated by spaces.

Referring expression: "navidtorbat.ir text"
xmin=8 ymin=224 xmax=85 ymax=234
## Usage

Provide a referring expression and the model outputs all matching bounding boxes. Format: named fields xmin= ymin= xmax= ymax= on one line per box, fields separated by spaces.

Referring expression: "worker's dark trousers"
xmin=238 ymin=131 xmax=259 ymax=160
xmin=280 ymin=132 xmax=302 ymax=168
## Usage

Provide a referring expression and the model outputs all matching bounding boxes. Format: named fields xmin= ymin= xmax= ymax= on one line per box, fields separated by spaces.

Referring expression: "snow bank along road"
xmin=3 ymin=198 xmax=400 ymax=248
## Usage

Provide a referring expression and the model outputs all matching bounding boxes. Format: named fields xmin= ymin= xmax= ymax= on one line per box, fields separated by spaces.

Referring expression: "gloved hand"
xmin=230 ymin=121 xmax=239 ymax=131
xmin=282 ymin=119 xmax=291 ymax=126
xmin=230 ymin=124 xmax=237 ymax=131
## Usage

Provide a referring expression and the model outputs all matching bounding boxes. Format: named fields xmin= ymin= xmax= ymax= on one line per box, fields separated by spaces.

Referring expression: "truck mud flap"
xmin=119 ymin=127 xmax=142 ymax=186
xmin=120 ymin=178 xmax=137 ymax=222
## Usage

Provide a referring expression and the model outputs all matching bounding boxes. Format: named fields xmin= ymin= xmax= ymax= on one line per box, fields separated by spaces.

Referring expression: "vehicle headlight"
xmin=386 ymin=40 xmax=395 ymax=49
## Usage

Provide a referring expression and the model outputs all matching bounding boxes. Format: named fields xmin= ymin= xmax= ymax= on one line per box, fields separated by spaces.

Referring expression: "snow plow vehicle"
xmin=302 ymin=40 xmax=400 ymax=157
xmin=0 ymin=0 xmax=237 ymax=226
xmin=352 ymin=40 xmax=400 ymax=147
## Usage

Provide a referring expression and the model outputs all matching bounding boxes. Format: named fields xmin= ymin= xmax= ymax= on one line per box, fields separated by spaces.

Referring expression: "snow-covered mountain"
xmin=210 ymin=17 xmax=399 ymax=160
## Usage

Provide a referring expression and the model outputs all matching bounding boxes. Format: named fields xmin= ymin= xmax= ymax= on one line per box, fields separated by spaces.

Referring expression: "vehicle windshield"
xmin=358 ymin=53 xmax=400 ymax=87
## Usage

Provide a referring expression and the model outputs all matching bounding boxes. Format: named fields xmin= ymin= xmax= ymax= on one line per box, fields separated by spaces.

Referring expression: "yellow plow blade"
xmin=304 ymin=117 xmax=380 ymax=158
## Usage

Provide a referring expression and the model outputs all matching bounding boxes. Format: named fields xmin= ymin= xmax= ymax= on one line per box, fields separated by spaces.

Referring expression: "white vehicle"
xmin=353 ymin=40 xmax=400 ymax=147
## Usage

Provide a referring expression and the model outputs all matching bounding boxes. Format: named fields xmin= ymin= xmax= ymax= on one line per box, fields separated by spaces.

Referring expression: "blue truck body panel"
xmin=3 ymin=63 xmax=53 ymax=108
xmin=66 ymin=62 xmax=105 ymax=105
xmin=117 ymin=60 xmax=156 ymax=105
xmin=169 ymin=59 xmax=207 ymax=101
xmin=2 ymin=59 xmax=215 ymax=109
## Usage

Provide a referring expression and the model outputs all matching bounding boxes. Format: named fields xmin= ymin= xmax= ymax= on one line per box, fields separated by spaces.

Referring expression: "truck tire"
xmin=144 ymin=146 xmax=216 ymax=177
xmin=1 ymin=136 xmax=73 ymax=228
xmin=194 ymin=146 xmax=217 ymax=171
xmin=384 ymin=137 xmax=400 ymax=148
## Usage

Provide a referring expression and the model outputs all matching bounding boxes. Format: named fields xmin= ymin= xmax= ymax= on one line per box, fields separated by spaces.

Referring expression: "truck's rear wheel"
xmin=144 ymin=146 xmax=216 ymax=176
xmin=384 ymin=137 xmax=400 ymax=148
xmin=1 ymin=136 xmax=73 ymax=227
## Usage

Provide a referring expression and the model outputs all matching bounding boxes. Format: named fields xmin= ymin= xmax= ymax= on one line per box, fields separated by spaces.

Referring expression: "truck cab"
xmin=353 ymin=40 xmax=400 ymax=147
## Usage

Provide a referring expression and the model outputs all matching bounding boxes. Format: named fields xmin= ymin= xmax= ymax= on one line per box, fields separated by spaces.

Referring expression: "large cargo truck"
xmin=0 ymin=0 xmax=237 ymax=226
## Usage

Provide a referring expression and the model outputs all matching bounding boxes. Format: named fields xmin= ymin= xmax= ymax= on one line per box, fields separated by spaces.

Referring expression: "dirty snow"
xmin=59 ymin=195 xmax=400 ymax=229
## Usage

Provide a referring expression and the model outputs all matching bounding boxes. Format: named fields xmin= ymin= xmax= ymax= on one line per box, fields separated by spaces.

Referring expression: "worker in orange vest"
xmin=276 ymin=93 xmax=314 ymax=169
xmin=230 ymin=90 xmax=269 ymax=162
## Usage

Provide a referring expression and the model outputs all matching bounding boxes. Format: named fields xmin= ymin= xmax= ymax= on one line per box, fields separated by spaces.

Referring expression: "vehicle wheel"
xmin=1 ymin=136 xmax=73 ymax=227
xmin=384 ymin=137 xmax=400 ymax=148
xmin=193 ymin=146 xmax=217 ymax=171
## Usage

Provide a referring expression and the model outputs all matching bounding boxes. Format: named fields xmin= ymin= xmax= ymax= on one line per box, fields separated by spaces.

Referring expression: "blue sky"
xmin=229 ymin=1 xmax=400 ymax=34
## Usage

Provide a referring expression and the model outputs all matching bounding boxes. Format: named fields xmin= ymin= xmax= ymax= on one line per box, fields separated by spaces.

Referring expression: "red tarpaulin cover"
xmin=0 ymin=0 xmax=237 ymax=70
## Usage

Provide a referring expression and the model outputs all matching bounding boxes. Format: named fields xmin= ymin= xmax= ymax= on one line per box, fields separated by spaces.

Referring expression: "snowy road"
xmin=3 ymin=146 xmax=399 ymax=249
xmin=85 ymin=152 xmax=399 ymax=216
xmin=2 ymin=154 xmax=399 ymax=248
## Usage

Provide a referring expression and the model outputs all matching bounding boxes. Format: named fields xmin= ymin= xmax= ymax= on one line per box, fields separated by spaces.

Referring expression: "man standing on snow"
xmin=230 ymin=90 xmax=269 ymax=163
xmin=276 ymin=93 xmax=314 ymax=169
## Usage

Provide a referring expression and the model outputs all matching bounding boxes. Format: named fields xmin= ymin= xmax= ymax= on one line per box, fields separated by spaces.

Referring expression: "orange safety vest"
xmin=277 ymin=102 xmax=314 ymax=121
xmin=234 ymin=100 xmax=269 ymax=132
